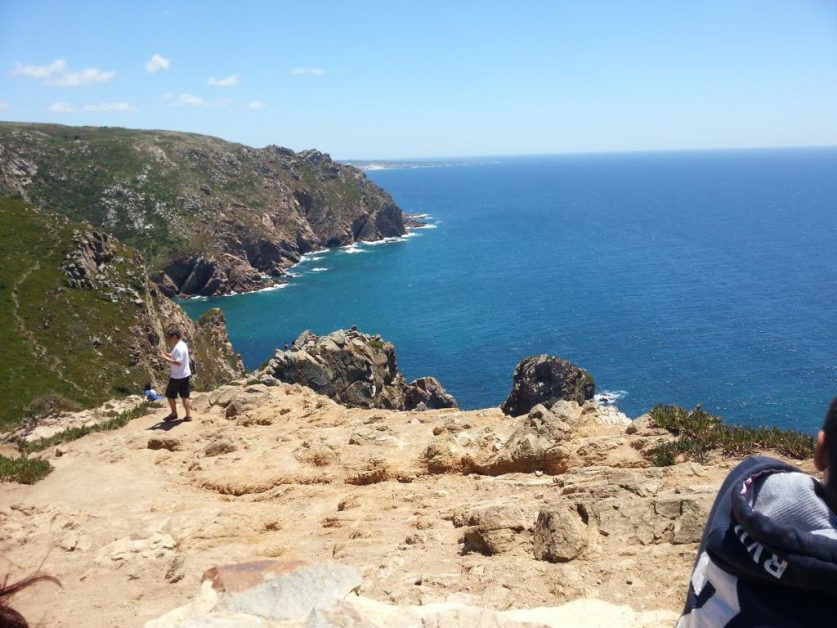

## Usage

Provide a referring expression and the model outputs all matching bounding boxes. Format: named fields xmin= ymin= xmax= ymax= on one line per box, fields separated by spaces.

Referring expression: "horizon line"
xmin=2 ymin=119 xmax=834 ymax=164
xmin=339 ymin=143 xmax=837 ymax=163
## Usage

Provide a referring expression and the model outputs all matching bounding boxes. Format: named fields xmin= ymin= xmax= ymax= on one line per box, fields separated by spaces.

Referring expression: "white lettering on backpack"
xmin=734 ymin=525 xmax=788 ymax=580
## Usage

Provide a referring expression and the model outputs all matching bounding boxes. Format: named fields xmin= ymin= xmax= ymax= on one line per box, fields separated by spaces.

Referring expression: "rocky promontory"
xmin=257 ymin=329 xmax=458 ymax=411
xmin=2 ymin=376 xmax=808 ymax=627
xmin=501 ymin=354 xmax=596 ymax=416
xmin=0 ymin=347 xmax=816 ymax=626
xmin=0 ymin=123 xmax=410 ymax=297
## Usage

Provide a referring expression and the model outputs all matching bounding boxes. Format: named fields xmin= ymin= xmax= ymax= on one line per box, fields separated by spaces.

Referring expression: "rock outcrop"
xmin=474 ymin=403 xmax=575 ymax=475
xmin=501 ymin=354 xmax=595 ymax=416
xmin=0 ymin=123 xmax=412 ymax=296
xmin=0 ymin=376 xmax=815 ymax=627
xmin=257 ymin=329 xmax=458 ymax=411
xmin=146 ymin=559 xmax=676 ymax=627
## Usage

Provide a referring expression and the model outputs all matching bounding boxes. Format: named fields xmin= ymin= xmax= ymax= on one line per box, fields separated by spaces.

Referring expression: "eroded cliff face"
xmin=0 ymin=123 xmax=407 ymax=296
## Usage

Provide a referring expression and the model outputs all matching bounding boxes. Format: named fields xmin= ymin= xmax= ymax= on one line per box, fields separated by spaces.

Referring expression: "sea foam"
xmin=594 ymin=390 xmax=628 ymax=406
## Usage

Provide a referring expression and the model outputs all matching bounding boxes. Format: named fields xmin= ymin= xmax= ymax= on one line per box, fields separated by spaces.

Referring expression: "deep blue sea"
xmin=182 ymin=149 xmax=837 ymax=433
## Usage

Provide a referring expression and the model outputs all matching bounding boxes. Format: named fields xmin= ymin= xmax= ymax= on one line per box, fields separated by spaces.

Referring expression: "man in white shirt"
xmin=159 ymin=328 xmax=192 ymax=421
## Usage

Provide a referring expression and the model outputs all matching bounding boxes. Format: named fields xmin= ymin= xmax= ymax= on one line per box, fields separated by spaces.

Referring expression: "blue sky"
xmin=1 ymin=1 xmax=836 ymax=159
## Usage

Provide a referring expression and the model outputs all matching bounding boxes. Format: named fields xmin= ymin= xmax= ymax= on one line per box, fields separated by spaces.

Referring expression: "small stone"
xmin=165 ymin=555 xmax=185 ymax=584
xmin=148 ymin=437 xmax=182 ymax=451
xmin=204 ymin=438 xmax=236 ymax=457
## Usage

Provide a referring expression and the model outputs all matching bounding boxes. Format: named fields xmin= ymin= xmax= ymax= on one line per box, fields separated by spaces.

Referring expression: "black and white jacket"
xmin=678 ymin=456 xmax=837 ymax=627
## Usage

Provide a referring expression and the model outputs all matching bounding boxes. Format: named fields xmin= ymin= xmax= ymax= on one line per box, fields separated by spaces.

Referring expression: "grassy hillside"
xmin=0 ymin=123 xmax=405 ymax=295
xmin=0 ymin=197 xmax=242 ymax=429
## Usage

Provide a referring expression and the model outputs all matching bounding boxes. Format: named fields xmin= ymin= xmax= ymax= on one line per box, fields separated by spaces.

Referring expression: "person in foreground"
xmin=677 ymin=398 xmax=837 ymax=627
xmin=159 ymin=328 xmax=192 ymax=421
xmin=1 ymin=573 xmax=60 ymax=627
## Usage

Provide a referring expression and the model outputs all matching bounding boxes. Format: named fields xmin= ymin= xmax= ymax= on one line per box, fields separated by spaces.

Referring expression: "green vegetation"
xmin=1 ymin=401 xmax=149 ymax=484
xmin=0 ymin=122 xmax=397 ymax=281
xmin=574 ymin=373 xmax=595 ymax=404
xmin=0 ymin=456 xmax=52 ymax=484
xmin=649 ymin=404 xmax=815 ymax=466
xmin=0 ymin=198 xmax=153 ymax=428
xmin=25 ymin=394 xmax=83 ymax=418
xmin=20 ymin=401 xmax=151 ymax=455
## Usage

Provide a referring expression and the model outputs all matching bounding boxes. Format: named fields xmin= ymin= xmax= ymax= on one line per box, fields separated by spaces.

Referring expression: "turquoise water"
xmin=182 ymin=149 xmax=837 ymax=433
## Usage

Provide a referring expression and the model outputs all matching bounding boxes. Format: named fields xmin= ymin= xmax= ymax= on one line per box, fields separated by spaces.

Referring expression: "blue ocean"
xmin=182 ymin=149 xmax=837 ymax=433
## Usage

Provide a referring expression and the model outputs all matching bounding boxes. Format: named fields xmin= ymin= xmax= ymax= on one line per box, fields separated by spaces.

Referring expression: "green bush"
xmin=0 ymin=456 xmax=53 ymax=484
xmin=649 ymin=404 xmax=815 ymax=466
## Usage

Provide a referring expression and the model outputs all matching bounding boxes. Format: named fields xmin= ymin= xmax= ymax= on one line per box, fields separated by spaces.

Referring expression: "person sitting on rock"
xmin=677 ymin=398 xmax=837 ymax=627
xmin=143 ymin=382 xmax=163 ymax=402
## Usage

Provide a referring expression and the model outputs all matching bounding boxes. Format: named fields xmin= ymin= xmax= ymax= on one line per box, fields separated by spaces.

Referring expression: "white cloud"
xmin=0 ymin=102 xmax=8 ymax=111
xmin=82 ymin=102 xmax=137 ymax=113
xmin=13 ymin=59 xmax=115 ymax=86
xmin=208 ymin=74 xmax=240 ymax=87
xmin=13 ymin=59 xmax=67 ymax=79
xmin=53 ymin=68 xmax=116 ymax=87
xmin=289 ymin=67 xmax=326 ymax=76
xmin=162 ymin=93 xmax=207 ymax=107
xmin=48 ymin=102 xmax=75 ymax=113
xmin=247 ymin=101 xmax=266 ymax=109
xmin=145 ymin=53 xmax=170 ymax=73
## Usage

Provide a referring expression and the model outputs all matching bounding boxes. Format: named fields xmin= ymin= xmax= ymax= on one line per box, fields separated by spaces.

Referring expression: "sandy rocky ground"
xmin=0 ymin=383 xmax=815 ymax=627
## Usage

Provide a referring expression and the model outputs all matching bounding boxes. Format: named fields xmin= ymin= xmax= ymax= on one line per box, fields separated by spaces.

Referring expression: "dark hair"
xmin=823 ymin=398 xmax=837 ymax=482
xmin=144 ymin=382 xmax=152 ymax=390
xmin=1 ymin=574 xmax=61 ymax=627
xmin=165 ymin=328 xmax=181 ymax=339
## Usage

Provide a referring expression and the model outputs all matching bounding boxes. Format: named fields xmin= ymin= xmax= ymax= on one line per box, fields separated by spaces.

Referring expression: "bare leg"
xmin=182 ymin=397 xmax=192 ymax=419
xmin=167 ymin=397 xmax=177 ymax=419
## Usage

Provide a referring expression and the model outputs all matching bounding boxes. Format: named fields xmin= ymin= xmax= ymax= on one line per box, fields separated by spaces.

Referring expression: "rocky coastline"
xmin=0 ymin=123 xmax=820 ymax=626
xmin=0 ymin=123 xmax=413 ymax=298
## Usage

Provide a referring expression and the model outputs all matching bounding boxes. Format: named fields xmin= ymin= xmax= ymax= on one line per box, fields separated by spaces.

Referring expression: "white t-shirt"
xmin=170 ymin=339 xmax=191 ymax=379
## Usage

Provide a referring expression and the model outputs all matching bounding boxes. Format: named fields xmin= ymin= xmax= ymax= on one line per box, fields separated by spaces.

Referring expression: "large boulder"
xmin=501 ymin=354 xmax=595 ymax=416
xmin=406 ymin=376 xmax=458 ymax=410
xmin=258 ymin=329 xmax=457 ymax=411
xmin=474 ymin=404 xmax=573 ymax=475
xmin=533 ymin=468 xmax=715 ymax=565
xmin=452 ymin=502 xmax=539 ymax=556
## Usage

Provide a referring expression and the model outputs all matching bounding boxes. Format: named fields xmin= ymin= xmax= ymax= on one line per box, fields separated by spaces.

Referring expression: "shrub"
xmin=24 ymin=394 xmax=82 ymax=419
xmin=0 ymin=456 xmax=53 ymax=484
xmin=648 ymin=404 xmax=815 ymax=466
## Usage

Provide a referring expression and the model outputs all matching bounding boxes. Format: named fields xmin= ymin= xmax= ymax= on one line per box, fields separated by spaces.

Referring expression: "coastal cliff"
xmin=0 ymin=122 xmax=408 ymax=296
xmin=0 ymin=197 xmax=243 ymax=428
